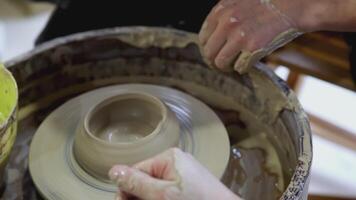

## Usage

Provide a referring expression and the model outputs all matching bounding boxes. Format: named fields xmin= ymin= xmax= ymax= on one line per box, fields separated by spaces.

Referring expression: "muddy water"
xmin=213 ymin=108 xmax=284 ymax=200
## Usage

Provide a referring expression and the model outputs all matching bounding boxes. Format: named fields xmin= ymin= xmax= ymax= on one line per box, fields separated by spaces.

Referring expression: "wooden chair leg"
xmin=286 ymin=71 xmax=301 ymax=91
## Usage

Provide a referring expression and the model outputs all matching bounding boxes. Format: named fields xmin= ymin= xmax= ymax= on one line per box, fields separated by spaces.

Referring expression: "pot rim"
xmin=83 ymin=92 xmax=169 ymax=147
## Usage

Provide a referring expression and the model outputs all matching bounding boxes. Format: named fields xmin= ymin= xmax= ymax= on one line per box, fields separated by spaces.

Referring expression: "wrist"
xmin=297 ymin=0 xmax=356 ymax=32
xmin=269 ymin=0 xmax=328 ymax=32
xmin=295 ymin=0 xmax=330 ymax=32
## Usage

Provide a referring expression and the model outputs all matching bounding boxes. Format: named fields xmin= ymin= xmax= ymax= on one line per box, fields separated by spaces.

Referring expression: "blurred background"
xmin=0 ymin=0 xmax=355 ymax=199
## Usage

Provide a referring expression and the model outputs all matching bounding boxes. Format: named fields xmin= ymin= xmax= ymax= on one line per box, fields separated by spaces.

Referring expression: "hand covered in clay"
xmin=109 ymin=148 xmax=241 ymax=200
xmin=199 ymin=0 xmax=309 ymax=73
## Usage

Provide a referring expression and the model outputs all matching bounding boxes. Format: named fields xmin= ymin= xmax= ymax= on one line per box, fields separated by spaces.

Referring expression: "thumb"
xmin=109 ymin=165 xmax=176 ymax=200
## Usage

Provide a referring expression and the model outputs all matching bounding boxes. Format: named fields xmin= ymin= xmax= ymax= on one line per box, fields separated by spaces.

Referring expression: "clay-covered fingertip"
xmin=234 ymin=65 xmax=249 ymax=74
xmin=215 ymin=58 xmax=230 ymax=71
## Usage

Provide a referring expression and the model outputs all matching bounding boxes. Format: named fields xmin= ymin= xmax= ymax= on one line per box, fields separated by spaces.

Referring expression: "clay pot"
xmin=4 ymin=27 xmax=312 ymax=200
xmin=73 ymin=92 xmax=180 ymax=181
xmin=0 ymin=64 xmax=18 ymax=186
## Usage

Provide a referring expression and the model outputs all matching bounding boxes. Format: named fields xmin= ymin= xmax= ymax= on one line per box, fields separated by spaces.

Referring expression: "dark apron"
xmin=33 ymin=0 xmax=217 ymax=44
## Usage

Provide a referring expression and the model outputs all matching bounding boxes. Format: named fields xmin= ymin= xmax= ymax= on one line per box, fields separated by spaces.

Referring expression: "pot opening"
xmin=86 ymin=93 xmax=165 ymax=144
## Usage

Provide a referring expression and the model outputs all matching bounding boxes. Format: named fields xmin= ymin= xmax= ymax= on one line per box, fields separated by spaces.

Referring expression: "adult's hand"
xmin=109 ymin=148 xmax=241 ymax=200
xmin=199 ymin=0 xmax=326 ymax=73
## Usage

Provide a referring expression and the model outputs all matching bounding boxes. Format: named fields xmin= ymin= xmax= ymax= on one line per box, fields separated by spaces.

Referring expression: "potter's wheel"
xmin=29 ymin=84 xmax=230 ymax=200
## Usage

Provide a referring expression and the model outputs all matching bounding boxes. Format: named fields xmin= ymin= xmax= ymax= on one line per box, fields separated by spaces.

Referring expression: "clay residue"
xmin=235 ymin=29 xmax=302 ymax=74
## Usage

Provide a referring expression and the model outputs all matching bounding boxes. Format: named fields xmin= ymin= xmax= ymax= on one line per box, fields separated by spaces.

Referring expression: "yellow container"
xmin=0 ymin=64 xmax=18 ymax=184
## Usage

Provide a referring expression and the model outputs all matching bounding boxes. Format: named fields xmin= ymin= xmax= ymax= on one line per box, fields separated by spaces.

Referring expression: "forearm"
xmin=299 ymin=0 xmax=356 ymax=32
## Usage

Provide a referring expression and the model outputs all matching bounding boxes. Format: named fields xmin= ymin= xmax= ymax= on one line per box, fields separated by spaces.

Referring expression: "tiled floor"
xmin=1 ymin=1 xmax=356 ymax=198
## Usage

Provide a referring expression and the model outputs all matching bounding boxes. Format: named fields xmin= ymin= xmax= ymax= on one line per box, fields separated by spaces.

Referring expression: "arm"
xmin=199 ymin=0 xmax=356 ymax=73
xmin=303 ymin=0 xmax=356 ymax=32
xmin=109 ymin=148 xmax=241 ymax=200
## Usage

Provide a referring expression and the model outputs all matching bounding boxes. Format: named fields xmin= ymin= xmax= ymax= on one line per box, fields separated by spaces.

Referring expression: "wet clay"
xmin=71 ymin=91 xmax=183 ymax=182
xmin=87 ymin=96 xmax=163 ymax=143
xmin=95 ymin=121 xmax=155 ymax=143
xmin=29 ymin=84 xmax=229 ymax=197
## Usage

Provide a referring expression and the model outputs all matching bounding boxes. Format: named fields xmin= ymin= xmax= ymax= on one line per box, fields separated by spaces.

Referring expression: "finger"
xmin=204 ymin=13 xmax=240 ymax=64
xmin=199 ymin=2 xmax=227 ymax=45
xmin=203 ymin=23 xmax=230 ymax=64
xmin=109 ymin=165 xmax=175 ymax=200
xmin=133 ymin=148 xmax=179 ymax=180
xmin=215 ymin=29 xmax=246 ymax=69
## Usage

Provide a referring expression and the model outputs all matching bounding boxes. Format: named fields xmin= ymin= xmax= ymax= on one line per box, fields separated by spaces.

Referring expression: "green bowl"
xmin=0 ymin=63 xmax=18 ymax=184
